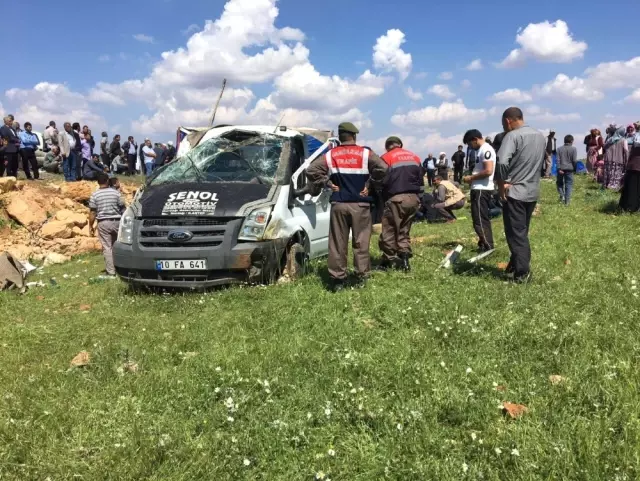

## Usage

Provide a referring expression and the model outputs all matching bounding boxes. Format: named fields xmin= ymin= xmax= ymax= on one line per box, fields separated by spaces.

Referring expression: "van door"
xmin=290 ymin=138 xmax=333 ymax=258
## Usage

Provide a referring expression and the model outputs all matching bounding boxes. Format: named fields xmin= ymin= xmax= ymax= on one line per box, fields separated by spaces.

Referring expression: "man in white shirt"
xmin=142 ymin=138 xmax=156 ymax=176
xmin=463 ymin=129 xmax=496 ymax=252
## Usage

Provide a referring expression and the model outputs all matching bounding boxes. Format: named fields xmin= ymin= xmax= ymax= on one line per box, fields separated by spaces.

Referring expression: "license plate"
xmin=156 ymin=260 xmax=207 ymax=271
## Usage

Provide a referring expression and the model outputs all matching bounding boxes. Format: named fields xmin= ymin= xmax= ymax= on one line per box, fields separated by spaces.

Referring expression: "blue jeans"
xmin=145 ymin=162 xmax=154 ymax=176
xmin=557 ymin=171 xmax=574 ymax=204
xmin=63 ymin=152 xmax=78 ymax=181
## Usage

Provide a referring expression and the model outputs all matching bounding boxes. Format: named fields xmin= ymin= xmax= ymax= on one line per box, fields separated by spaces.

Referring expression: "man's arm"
xmin=571 ymin=147 xmax=578 ymax=170
xmin=303 ymin=155 xmax=330 ymax=196
xmin=496 ymin=134 xmax=516 ymax=200
xmin=367 ymin=150 xmax=388 ymax=187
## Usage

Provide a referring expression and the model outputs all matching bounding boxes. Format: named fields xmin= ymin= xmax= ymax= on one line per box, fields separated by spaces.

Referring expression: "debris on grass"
xmin=549 ymin=375 xmax=566 ymax=385
xmin=70 ymin=350 xmax=91 ymax=368
xmin=497 ymin=262 xmax=509 ymax=271
xmin=79 ymin=304 xmax=92 ymax=312
xmin=118 ymin=361 xmax=139 ymax=375
xmin=502 ymin=402 xmax=528 ymax=419
xmin=439 ymin=245 xmax=464 ymax=269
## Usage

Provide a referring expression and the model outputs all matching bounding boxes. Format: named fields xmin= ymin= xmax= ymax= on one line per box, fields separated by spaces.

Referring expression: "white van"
xmin=113 ymin=125 xmax=337 ymax=288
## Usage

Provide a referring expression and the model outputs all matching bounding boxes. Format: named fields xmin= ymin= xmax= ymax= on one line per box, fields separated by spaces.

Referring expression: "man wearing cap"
xmin=451 ymin=145 xmax=466 ymax=184
xmin=463 ymin=129 xmax=496 ymax=253
xmin=378 ymin=136 xmax=423 ymax=271
xmin=306 ymin=122 xmax=387 ymax=292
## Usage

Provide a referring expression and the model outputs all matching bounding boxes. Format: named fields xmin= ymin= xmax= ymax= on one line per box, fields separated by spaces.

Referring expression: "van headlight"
xmin=238 ymin=208 xmax=272 ymax=241
xmin=117 ymin=207 xmax=135 ymax=244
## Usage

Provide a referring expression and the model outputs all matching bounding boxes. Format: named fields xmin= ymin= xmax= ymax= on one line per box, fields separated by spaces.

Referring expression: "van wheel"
xmin=285 ymin=242 xmax=309 ymax=280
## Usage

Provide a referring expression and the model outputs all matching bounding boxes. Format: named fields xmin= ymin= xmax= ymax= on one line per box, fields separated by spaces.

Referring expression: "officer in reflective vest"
xmin=306 ymin=122 xmax=387 ymax=292
xmin=378 ymin=136 xmax=424 ymax=272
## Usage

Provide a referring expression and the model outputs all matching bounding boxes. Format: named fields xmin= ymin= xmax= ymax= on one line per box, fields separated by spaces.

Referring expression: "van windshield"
xmin=149 ymin=131 xmax=288 ymax=186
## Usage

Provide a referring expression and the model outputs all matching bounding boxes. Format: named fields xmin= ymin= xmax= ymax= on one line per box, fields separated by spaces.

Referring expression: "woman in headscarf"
xmin=602 ymin=125 xmax=628 ymax=191
xmin=625 ymin=124 xmax=636 ymax=147
xmin=620 ymin=124 xmax=640 ymax=212
xmin=585 ymin=128 xmax=604 ymax=182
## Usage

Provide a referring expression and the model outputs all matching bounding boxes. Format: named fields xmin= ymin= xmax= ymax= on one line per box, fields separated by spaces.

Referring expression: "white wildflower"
xmin=328 ymin=449 xmax=336 ymax=457
xmin=440 ymin=361 xmax=446 ymax=368
xmin=462 ymin=462 xmax=469 ymax=473
xmin=227 ymin=416 xmax=235 ymax=423
xmin=231 ymin=436 xmax=238 ymax=443
xmin=324 ymin=408 xmax=332 ymax=417
xmin=315 ymin=471 xmax=326 ymax=480
xmin=466 ymin=367 xmax=473 ymax=375
xmin=511 ymin=448 xmax=520 ymax=456
xmin=215 ymin=366 xmax=222 ymax=372
xmin=243 ymin=458 xmax=251 ymax=466
xmin=396 ymin=423 xmax=403 ymax=431
xmin=495 ymin=447 xmax=502 ymax=455
xmin=470 ymin=432 xmax=477 ymax=441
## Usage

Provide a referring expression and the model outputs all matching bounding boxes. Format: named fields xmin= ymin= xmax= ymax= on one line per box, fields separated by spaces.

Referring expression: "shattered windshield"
xmin=149 ymin=131 xmax=287 ymax=186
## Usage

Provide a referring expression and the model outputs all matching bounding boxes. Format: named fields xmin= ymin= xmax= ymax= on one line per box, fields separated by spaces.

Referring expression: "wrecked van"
xmin=113 ymin=125 xmax=337 ymax=288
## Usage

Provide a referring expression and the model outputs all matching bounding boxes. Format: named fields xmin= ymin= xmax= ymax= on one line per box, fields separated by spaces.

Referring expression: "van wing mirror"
xmin=291 ymin=137 xmax=339 ymax=202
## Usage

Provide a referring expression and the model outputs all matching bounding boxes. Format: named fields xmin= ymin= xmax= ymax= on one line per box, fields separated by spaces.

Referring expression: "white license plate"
xmin=156 ymin=260 xmax=207 ymax=271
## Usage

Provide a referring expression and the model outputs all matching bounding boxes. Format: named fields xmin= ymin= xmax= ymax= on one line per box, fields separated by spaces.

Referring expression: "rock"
xmin=6 ymin=244 xmax=34 ymax=260
xmin=40 ymin=220 xmax=73 ymax=240
xmin=0 ymin=177 xmax=17 ymax=194
xmin=43 ymin=253 xmax=71 ymax=266
xmin=60 ymin=182 xmax=95 ymax=203
xmin=72 ymin=225 xmax=91 ymax=237
xmin=55 ymin=209 xmax=88 ymax=228
xmin=70 ymin=351 xmax=90 ymax=368
xmin=5 ymin=195 xmax=48 ymax=227
xmin=76 ymin=238 xmax=101 ymax=254
xmin=63 ymin=198 xmax=76 ymax=208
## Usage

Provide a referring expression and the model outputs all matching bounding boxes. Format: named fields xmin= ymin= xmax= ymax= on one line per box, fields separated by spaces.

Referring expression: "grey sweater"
xmin=556 ymin=144 xmax=578 ymax=172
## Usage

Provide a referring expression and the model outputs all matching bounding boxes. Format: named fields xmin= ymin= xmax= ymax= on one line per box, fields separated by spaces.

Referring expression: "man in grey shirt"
xmin=496 ymin=107 xmax=546 ymax=283
xmin=556 ymin=135 xmax=578 ymax=205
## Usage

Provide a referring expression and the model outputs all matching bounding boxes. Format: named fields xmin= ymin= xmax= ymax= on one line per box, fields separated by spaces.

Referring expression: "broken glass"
xmin=149 ymin=131 xmax=287 ymax=186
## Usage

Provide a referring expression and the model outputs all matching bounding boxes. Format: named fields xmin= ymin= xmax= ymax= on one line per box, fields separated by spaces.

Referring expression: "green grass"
xmin=1 ymin=177 xmax=639 ymax=480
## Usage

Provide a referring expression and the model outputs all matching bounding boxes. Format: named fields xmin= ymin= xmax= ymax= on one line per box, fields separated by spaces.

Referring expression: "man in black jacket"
xmin=451 ymin=145 xmax=466 ymax=183
xmin=122 ymin=136 xmax=138 ymax=176
xmin=0 ymin=116 xmax=21 ymax=177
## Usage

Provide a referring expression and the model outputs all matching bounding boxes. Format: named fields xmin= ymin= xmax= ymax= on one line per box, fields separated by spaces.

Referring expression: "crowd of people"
xmin=0 ymin=115 xmax=177 ymax=182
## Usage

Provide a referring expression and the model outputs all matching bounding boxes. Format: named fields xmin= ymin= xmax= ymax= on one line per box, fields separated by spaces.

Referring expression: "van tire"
xmin=285 ymin=242 xmax=309 ymax=280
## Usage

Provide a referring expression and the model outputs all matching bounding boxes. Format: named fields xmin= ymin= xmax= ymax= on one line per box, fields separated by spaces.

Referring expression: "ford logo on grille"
xmin=167 ymin=230 xmax=194 ymax=243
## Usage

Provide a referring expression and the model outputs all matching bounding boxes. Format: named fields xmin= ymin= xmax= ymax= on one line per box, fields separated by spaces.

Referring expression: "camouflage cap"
xmin=338 ymin=122 xmax=359 ymax=134
xmin=385 ymin=136 xmax=403 ymax=148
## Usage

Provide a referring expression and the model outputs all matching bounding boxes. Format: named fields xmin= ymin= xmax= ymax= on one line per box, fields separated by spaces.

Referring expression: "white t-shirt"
xmin=471 ymin=142 xmax=496 ymax=191
xmin=66 ymin=132 xmax=76 ymax=150
xmin=142 ymin=146 xmax=155 ymax=163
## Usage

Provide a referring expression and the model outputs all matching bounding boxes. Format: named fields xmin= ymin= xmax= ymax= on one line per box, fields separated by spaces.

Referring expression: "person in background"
xmin=81 ymin=132 xmax=92 ymax=169
xmin=109 ymin=134 xmax=123 ymax=173
xmin=466 ymin=146 xmax=477 ymax=175
xmin=153 ymin=142 xmax=166 ymax=170
xmin=0 ymin=116 xmax=21 ymax=177
xmin=12 ymin=122 xmax=22 ymax=136
xmin=556 ymin=135 xmax=578 ymax=205
xmin=100 ymin=132 xmax=109 ymax=166
xmin=43 ymin=121 xmax=58 ymax=150
xmin=430 ymin=175 xmax=466 ymax=222
xmin=603 ymin=126 xmax=628 ymax=191
xmin=88 ymin=172 xmax=126 ymax=278
xmin=625 ymin=124 xmax=636 ymax=147
xmin=83 ymin=153 xmax=108 ymax=180
xmin=451 ymin=145 xmax=466 ymax=184
xmin=108 ymin=176 xmax=121 ymax=191
xmin=82 ymin=125 xmax=95 ymax=155
xmin=138 ymin=141 xmax=146 ymax=175
xmin=0 ymin=137 xmax=6 ymax=177
xmin=496 ymin=107 xmax=546 ymax=283
xmin=463 ymin=129 xmax=496 ymax=252
xmin=544 ymin=131 xmax=556 ymax=178
xmin=422 ymin=153 xmax=436 ymax=187
xmin=142 ymin=138 xmax=156 ymax=176
xmin=165 ymin=141 xmax=177 ymax=163
xmin=43 ymin=145 xmax=63 ymax=174
xmin=71 ymin=123 xmax=83 ymax=180
xmin=19 ymin=122 xmax=40 ymax=180
xmin=122 ymin=136 xmax=138 ymax=176
xmin=436 ymin=152 xmax=449 ymax=179
xmin=585 ymin=128 xmax=604 ymax=182
xmin=620 ymin=125 xmax=640 ymax=212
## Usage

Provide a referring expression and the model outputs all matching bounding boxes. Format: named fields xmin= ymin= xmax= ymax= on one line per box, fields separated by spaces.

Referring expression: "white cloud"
xmin=133 ymin=34 xmax=154 ymax=43
xmin=465 ymin=59 xmax=483 ymax=71
xmin=528 ymin=108 xmax=581 ymax=123
xmin=584 ymin=56 xmax=640 ymax=90
xmin=5 ymin=82 xmax=106 ymax=131
xmin=182 ymin=24 xmax=200 ymax=36
xmin=98 ymin=54 xmax=110 ymax=63
xmin=405 ymin=87 xmax=423 ymax=101
xmin=362 ymin=132 xmax=464 ymax=157
xmin=534 ymin=74 xmax=604 ymax=101
xmin=460 ymin=79 xmax=472 ymax=89
xmin=427 ymin=84 xmax=456 ymax=100
xmin=372 ymin=29 xmax=412 ymax=81
xmin=498 ymin=20 xmax=587 ymax=68
xmin=391 ymin=100 xmax=486 ymax=128
xmin=488 ymin=88 xmax=533 ymax=103
xmin=438 ymin=71 xmax=453 ymax=80
xmin=624 ymin=88 xmax=640 ymax=103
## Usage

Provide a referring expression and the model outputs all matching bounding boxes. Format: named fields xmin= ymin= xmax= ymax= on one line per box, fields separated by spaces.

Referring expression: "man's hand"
xmin=360 ymin=187 xmax=369 ymax=197
xmin=463 ymin=175 xmax=472 ymax=184
xmin=328 ymin=182 xmax=340 ymax=192
xmin=433 ymin=202 xmax=445 ymax=209
xmin=558 ymin=170 xmax=564 ymax=175
xmin=499 ymin=183 xmax=512 ymax=202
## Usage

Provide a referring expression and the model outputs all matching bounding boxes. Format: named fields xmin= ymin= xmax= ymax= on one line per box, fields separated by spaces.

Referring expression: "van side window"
xmin=291 ymin=138 xmax=307 ymax=190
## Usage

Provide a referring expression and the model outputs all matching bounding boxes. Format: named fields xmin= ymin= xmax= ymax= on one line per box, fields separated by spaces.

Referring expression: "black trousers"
xmin=454 ymin=167 xmax=464 ymax=183
xmin=503 ymin=197 xmax=536 ymax=277
xmin=127 ymin=154 xmax=137 ymax=175
xmin=471 ymin=190 xmax=494 ymax=250
xmin=426 ymin=169 xmax=435 ymax=187
xmin=20 ymin=148 xmax=39 ymax=179
xmin=5 ymin=152 xmax=19 ymax=177
xmin=74 ymin=150 xmax=83 ymax=180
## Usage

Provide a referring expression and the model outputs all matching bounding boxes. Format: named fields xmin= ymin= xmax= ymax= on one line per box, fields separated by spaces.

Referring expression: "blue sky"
xmin=4 ymin=0 xmax=639 ymax=154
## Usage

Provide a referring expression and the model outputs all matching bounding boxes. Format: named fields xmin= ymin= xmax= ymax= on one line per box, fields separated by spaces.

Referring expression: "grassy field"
xmin=1 ymin=177 xmax=639 ymax=480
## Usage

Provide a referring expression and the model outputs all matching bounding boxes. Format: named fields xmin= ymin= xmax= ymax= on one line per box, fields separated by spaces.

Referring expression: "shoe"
xmin=376 ymin=258 xmax=394 ymax=271
xmin=353 ymin=277 xmax=368 ymax=289
xmin=398 ymin=253 xmax=411 ymax=272
xmin=331 ymin=281 xmax=346 ymax=293
xmin=513 ymin=272 xmax=532 ymax=284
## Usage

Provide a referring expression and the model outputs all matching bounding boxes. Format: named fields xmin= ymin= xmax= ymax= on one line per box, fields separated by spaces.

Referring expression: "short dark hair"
xmin=463 ymin=129 xmax=483 ymax=145
xmin=49 ymin=121 xmax=56 ymax=127
xmin=564 ymin=135 xmax=574 ymax=144
xmin=338 ymin=130 xmax=355 ymax=143
xmin=72 ymin=122 xmax=81 ymax=131
xmin=434 ymin=175 xmax=443 ymax=182
xmin=96 ymin=172 xmax=109 ymax=185
xmin=24 ymin=122 xmax=32 ymax=129
xmin=458 ymin=145 xmax=463 ymax=149
xmin=502 ymin=107 xmax=524 ymax=121
xmin=108 ymin=177 xmax=120 ymax=188
xmin=128 ymin=136 xmax=134 ymax=141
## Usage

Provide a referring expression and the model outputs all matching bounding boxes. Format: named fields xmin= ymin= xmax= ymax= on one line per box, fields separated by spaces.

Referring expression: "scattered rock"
xmin=79 ymin=304 xmax=92 ymax=312
xmin=502 ymin=402 xmax=528 ymax=419
xmin=6 ymin=244 xmax=34 ymax=260
xmin=495 ymin=385 xmax=507 ymax=392
xmin=70 ymin=351 xmax=91 ymax=367
xmin=60 ymin=182 xmax=96 ymax=203
xmin=564 ymin=259 xmax=571 ymax=266
xmin=5 ymin=195 xmax=47 ymax=227
xmin=72 ymin=226 xmax=91 ymax=237
xmin=0 ymin=177 xmax=17 ymax=194
xmin=497 ymin=262 xmax=509 ymax=271
xmin=43 ymin=253 xmax=72 ymax=266
xmin=40 ymin=220 xmax=74 ymax=240
xmin=55 ymin=209 xmax=88 ymax=228
xmin=549 ymin=375 xmax=566 ymax=385
xmin=121 ymin=361 xmax=139 ymax=374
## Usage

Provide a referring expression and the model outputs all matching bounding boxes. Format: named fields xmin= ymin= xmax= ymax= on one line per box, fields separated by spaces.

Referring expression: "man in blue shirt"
xmin=19 ymin=122 xmax=40 ymax=180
